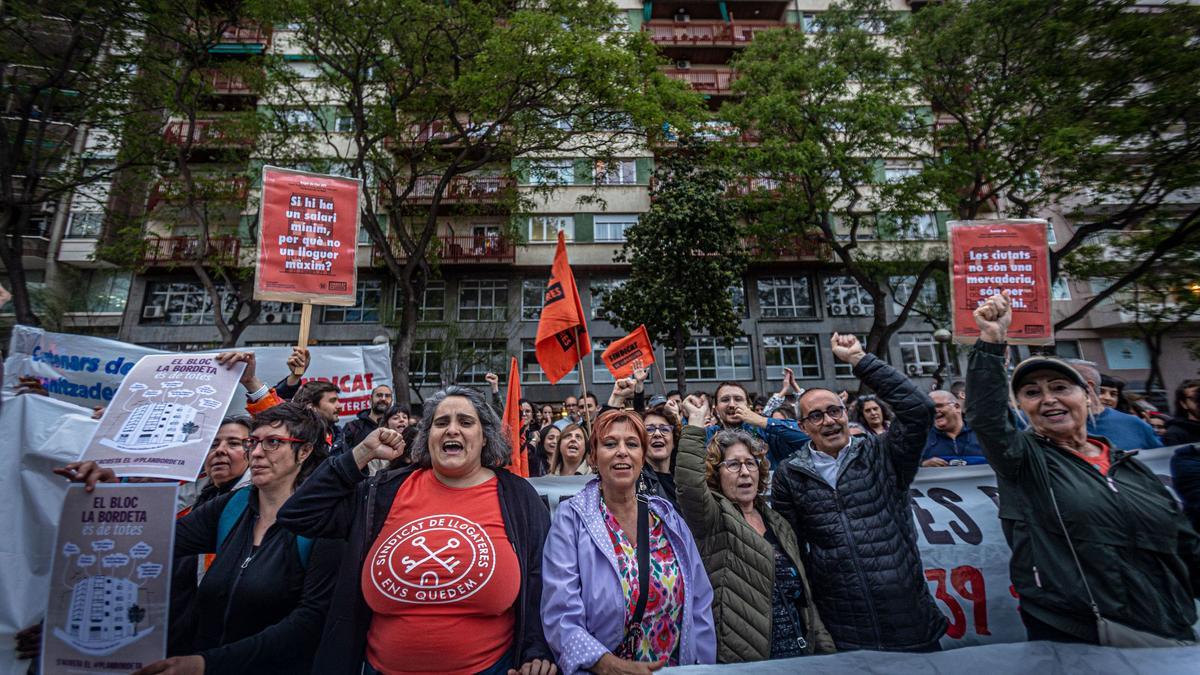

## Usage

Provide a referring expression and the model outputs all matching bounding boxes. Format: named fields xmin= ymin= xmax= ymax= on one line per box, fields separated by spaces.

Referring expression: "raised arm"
xmin=674 ymin=397 xmax=722 ymax=540
xmin=963 ymin=292 xmax=1030 ymax=479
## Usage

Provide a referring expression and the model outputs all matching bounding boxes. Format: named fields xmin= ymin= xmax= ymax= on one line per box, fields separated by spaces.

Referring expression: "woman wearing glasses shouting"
xmin=674 ymin=395 xmax=834 ymax=662
xmin=56 ymin=402 xmax=343 ymax=675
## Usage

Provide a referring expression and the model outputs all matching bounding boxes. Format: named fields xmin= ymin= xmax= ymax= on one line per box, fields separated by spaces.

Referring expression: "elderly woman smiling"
xmin=967 ymin=292 xmax=1200 ymax=646
xmin=542 ymin=410 xmax=715 ymax=674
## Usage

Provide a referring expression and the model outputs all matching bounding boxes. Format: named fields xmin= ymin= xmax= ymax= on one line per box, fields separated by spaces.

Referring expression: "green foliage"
xmin=599 ymin=136 xmax=745 ymax=392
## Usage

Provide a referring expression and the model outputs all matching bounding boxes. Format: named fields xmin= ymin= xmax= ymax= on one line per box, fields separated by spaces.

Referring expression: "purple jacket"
xmin=541 ymin=479 xmax=716 ymax=674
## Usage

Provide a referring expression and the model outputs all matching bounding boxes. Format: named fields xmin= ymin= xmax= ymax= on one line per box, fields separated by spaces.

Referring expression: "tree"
xmin=722 ymin=0 xmax=945 ymax=359
xmin=901 ymin=0 xmax=1200 ymax=327
xmin=599 ymin=136 xmax=745 ymax=394
xmin=275 ymin=0 xmax=695 ymax=408
xmin=0 ymin=1 xmax=148 ymax=324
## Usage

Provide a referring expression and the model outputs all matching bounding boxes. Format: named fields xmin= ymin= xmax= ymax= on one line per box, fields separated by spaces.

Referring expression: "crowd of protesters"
xmin=24 ymin=291 xmax=1200 ymax=673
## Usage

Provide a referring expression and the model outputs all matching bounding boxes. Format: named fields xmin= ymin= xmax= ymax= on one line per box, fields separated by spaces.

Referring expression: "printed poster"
xmin=949 ymin=220 xmax=1053 ymax=345
xmin=41 ymin=484 xmax=177 ymax=675
xmin=255 ymin=165 xmax=361 ymax=305
xmin=77 ymin=354 xmax=245 ymax=481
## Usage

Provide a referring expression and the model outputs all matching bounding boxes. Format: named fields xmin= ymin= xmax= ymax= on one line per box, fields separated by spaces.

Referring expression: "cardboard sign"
xmin=77 ymin=354 xmax=245 ymax=481
xmin=255 ymin=166 xmax=361 ymax=305
xmin=949 ymin=220 xmax=1052 ymax=345
xmin=41 ymin=484 xmax=176 ymax=675
xmin=601 ymin=325 xmax=655 ymax=379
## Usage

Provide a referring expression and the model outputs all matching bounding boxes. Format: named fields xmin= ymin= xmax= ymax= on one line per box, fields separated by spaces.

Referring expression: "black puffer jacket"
xmin=770 ymin=353 xmax=946 ymax=651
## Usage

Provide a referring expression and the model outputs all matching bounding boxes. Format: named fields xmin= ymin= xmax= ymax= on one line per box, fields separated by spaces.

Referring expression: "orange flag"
xmin=502 ymin=356 xmax=528 ymax=476
xmin=601 ymin=325 xmax=655 ymax=379
xmin=535 ymin=230 xmax=591 ymax=383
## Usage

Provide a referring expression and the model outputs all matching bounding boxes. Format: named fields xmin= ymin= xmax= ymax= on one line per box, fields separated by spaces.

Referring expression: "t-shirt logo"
xmin=368 ymin=514 xmax=497 ymax=604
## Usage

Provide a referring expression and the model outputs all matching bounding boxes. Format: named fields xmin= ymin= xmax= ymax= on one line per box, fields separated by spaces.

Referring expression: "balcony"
xmin=163 ymin=119 xmax=254 ymax=148
xmin=663 ymin=67 xmax=736 ymax=96
xmin=744 ymin=234 xmax=830 ymax=261
xmin=146 ymin=175 xmax=249 ymax=211
xmin=371 ymin=234 xmax=515 ymax=265
xmin=203 ymin=70 xmax=254 ymax=96
xmin=403 ymin=175 xmax=515 ymax=204
xmin=208 ymin=23 xmax=272 ymax=53
xmin=646 ymin=20 xmax=784 ymax=47
xmin=144 ymin=235 xmax=241 ymax=265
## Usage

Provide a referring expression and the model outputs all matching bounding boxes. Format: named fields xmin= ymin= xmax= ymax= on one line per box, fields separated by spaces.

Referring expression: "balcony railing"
xmin=646 ymin=20 xmax=784 ymax=46
xmin=163 ymin=119 xmax=253 ymax=147
xmin=744 ymin=234 xmax=830 ymax=261
xmin=144 ymin=235 xmax=241 ymax=265
xmin=663 ymin=68 xmax=736 ymax=95
xmin=371 ymin=234 xmax=515 ymax=264
xmin=204 ymin=70 xmax=254 ymax=95
xmin=17 ymin=236 xmax=51 ymax=259
xmin=146 ymin=175 xmax=249 ymax=211
xmin=404 ymin=175 xmax=515 ymax=203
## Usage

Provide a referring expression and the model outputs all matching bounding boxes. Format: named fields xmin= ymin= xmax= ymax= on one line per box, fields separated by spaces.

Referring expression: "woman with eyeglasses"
xmin=56 ymin=403 xmax=342 ymax=675
xmin=675 ymin=395 xmax=835 ymax=662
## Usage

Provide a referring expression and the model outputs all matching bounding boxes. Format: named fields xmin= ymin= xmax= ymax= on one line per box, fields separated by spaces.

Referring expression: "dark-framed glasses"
xmin=801 ymin=405 xmax=846 ymax=425
xmin=242 ymin=436 xmax=303 ymax=452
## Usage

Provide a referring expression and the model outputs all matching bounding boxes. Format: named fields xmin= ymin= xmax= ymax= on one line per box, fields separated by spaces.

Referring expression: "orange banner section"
xmin=503 ymin=356 xmax=527 ymax=477
xmin=535 ymin=231 xmax=591 ymax=383
xmin=601 ymin=325 xmax=655 ymax=379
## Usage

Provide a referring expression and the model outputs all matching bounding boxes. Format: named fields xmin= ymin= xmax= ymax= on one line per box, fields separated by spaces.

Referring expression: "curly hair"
xmin=852 ymin=394 xmax=894 ymax=429
xmin=408 ymin=386 xmax=511 ymax=470
xmin=703 ymin=428 xmax=770 ymax=502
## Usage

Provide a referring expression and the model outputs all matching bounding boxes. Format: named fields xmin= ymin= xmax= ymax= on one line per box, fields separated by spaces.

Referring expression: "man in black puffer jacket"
xmin=770 ymin=334 xmax=946 ymax=652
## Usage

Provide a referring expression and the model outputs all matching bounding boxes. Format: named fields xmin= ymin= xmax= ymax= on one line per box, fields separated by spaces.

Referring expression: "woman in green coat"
xmin=675 ymin=394 xmax=835 ymax=662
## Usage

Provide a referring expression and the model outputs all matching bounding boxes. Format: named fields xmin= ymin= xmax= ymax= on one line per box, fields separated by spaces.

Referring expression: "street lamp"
xmin=932 ymin=328 xmax=952 ymax=390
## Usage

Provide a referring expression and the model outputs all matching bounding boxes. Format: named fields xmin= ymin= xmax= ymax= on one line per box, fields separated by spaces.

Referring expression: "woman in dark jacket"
xmin=276 ymin=385 xmax=555 ymax=675
xmin=967 ymin=292 xmax=1200 ymax=644
xmin=57 ymin=403 xmax=342 ymax=675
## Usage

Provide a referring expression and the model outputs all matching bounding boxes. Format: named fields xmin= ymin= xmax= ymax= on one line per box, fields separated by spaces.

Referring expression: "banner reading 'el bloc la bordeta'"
xmin=2 ymin=325 xmax=392 ymax=421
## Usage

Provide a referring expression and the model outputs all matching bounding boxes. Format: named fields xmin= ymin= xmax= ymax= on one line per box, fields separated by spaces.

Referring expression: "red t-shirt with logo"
xmin=361 ymin=469 xmax=519 ymax=674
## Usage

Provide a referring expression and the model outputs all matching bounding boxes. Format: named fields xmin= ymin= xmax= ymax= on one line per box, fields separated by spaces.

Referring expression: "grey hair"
xmin=409 ymin=386 xmax=511 ymax=469
xmin=711 ymin=428 xmax=767 ymax=456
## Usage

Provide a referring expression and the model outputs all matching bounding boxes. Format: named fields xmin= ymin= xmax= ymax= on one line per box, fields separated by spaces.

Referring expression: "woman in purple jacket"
xmin=541 ymin=409 xmax=716 ymax=675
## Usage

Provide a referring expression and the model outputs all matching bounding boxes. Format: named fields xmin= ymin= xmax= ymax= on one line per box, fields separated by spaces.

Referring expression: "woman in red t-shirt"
xmin=277 ymin=386 xmax=556 ymax=675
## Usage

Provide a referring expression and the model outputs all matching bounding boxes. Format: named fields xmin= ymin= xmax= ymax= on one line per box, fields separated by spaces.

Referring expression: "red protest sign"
xmin=255 ymin=166 xmax=361 ymax=306
xmin=601 ymin=325 xmax=655 ymax=379
xmin=949 ymin=220 xmax=1052 ymax=345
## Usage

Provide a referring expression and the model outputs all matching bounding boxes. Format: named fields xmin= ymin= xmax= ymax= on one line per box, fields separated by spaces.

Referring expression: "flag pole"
xmin=651 ymin=355 xmax=668 ymax=396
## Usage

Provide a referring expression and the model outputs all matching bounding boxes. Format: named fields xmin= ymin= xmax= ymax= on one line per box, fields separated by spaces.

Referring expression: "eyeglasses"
xmin=645 ymin=424 xmax=673 ymax=436
xmin=801 ymin=405 xmax=846 ymax=425
xmin=242 ymin=436 xmax=304 ymax=452
xmin=719 ymin=458 xmax=760 ymax=473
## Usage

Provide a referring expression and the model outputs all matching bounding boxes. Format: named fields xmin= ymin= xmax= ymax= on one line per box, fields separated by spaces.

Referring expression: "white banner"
xmin=530 ymin=447 xmax=1184 ymax=649
xmin=3 ymin=325 xmax=393 ymax=421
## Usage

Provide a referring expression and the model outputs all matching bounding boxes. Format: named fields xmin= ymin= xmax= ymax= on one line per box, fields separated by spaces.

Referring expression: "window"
xmin=284 ymin=109 xmax=318 ymax=129
xmin=595 ymin=160 xmax=637 ymax=185
xmin=75 ymin=270 xmax=130 ymax=314
xmin=1102 ymin=338 xmax=1150 ymax=370
xmin=1052 ymin=277 xmax=1071 ymax=301
xmin=521 ymin=339 xmax=579 ymax=384
xmin=801 ymin=13 xmax=821 ymax=32
xmin=322 ymin=280 xmax=382 ymax=323
xmin=143 ymin=281 xmax=226 ymax=325
xmin=892 ymin=213 xmax=939 ymax=240
xmin=730 ymin=282 xmax=746 ymax=317
xmin=410 ymin=341 xmax=443 ymax=386
xmin=257 ymin=301 xmax=301 ymax=324
xmin=590 ymin=278 xmax=625 ymax=320
xmin=335 ymin=115 xmax=355 ymax=133
xmin=665 ymin=336 xmax=753 ymax=381
xmin=521 ymin=278 xmax=546 ymax=321
xmin=1055 ymin=340 xmax=1082 ymax=361
xmin=592 ymin=338 xmax=616 ymax=384
xmin=67 ymin=211 xmax=103 ymax=238
xmin=394 ymin=281 xmax=445 ymax=322
xmin=1045 ymin=221 xmax=1058 ymax=246
xmin=883 ymin=164 xmax=921 ymax=183
xmin=1088 ymin=278 xmax=1115 ymax=305
xmin=528 ymin=215 xmax=574 ymax=243
xmin=834 ymin=334 xmax=870 ymax=378
xmin=824 ymin=275 xmax=874 ymax=317
xmin=527 ymin=160 xmax=573 ymax=185
xmin=763 ymin=335 xmax=822 ymax=380
xmin=456 ymin=340 xmax=507 ymax=384
xmin=889 ymin=275 xmax=939 ymax=315
xmin=458 ymin=279 xmax=507 ymax=321
xmin=594 ymin=214 xmax=637 ymax=242
xmin=899 ymin=332 xmax=958 ymax=377
xmin=757 ymin=276 xmax=816 ymax=318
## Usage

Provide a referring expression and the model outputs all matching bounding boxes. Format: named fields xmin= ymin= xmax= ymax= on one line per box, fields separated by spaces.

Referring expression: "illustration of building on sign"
xmin=51 ymin=576 xmax=154 ymax=655
xmin=99 ymin=403 xmax=201 ymax=453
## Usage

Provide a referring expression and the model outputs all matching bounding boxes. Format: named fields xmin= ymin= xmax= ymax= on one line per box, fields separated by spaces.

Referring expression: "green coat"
xmin=966 ymin=340 xmax=1200 ymax=641
xmin=674 ymin=425 xmax=835 ymax=662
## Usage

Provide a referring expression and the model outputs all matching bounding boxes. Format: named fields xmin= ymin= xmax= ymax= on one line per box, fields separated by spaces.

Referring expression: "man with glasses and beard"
xmin=763 ymin=334 xmax=946 ymax=653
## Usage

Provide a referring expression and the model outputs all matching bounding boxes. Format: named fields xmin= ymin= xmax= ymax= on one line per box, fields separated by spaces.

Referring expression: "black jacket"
xmin=276 ymin=450 xmax=553 ymax=675
xmin=1172 ymin=444 xmax=1200 ymax=532
xmin=341 ymin=408 xmax=382 ymax=449
xmin=169 ymin=475 xmax=242 ymax=656
xmin=1165 ymin=417 xmax=1200 ymax=447
xmin=967 ymin=340 xmax=1200 ymax=642
xmin=174 ymin=487 xmax=344 ymax=674
xmin=770 ymin=353 xmax=946 ymax=651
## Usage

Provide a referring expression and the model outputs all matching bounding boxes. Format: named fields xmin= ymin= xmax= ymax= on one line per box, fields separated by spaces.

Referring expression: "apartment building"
xmin=12 ymin=1 xmax=1197 ymax=406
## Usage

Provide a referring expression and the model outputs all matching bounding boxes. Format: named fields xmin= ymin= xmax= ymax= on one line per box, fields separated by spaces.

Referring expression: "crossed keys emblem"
xmin=401 ymin=535 xmax=461 ymax=586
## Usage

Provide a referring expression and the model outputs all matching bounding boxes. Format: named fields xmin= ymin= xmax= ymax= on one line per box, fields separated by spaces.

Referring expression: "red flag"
xmin=601 ymin=325 xmax=655 ymax=379
xmin=502 ymin=356 xmax=527 ymax=476
xmin=535 ymin=231 xmax=591 ymax=383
